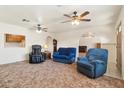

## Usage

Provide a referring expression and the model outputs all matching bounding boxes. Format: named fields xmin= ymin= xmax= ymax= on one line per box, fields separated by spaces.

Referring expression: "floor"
xmin=0 ymin=60 xmax=124 ymax=88
xmin=106 ymin=62 xmax=122 ymax=79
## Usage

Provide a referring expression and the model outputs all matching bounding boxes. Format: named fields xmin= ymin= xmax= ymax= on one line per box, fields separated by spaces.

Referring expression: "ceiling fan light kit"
xmin=63 ymin=11 xmax=91 ymax=25
xmin=22 ymin=11 xmax=90 ymax=33
xmin=71 ymin=19 xmax=80 ymax=25
xmin=36 ymin=29 xmax=42 ymax=33
xmin=36 ymin=24 xmax=44 ymax=33
xmin=22 ymin=19 xmax=48 ymax=33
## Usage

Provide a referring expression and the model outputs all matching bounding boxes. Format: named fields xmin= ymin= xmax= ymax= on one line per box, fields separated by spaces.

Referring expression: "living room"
xmin=0 ymin=2 xmax=124 ymax=89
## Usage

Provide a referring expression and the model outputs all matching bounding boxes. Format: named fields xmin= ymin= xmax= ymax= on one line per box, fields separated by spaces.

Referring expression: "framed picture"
xmin=4 ymin=33 xmax=25 ymax=48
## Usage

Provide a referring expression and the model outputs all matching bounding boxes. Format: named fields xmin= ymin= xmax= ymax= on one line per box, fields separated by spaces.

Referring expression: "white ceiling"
xmin=0 ymin=5 xmax=122 ymax=33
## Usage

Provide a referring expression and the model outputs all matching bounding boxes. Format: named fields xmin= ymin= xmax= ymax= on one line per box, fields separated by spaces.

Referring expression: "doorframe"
xmin=116 ymin=22 xmax=122 ymax=78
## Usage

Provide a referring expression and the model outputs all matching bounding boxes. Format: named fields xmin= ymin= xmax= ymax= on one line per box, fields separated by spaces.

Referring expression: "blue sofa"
xmin=53 ymin=47 xmax=76 ymax=64
xmin=77 ymin=48 xmax=108 ymax=78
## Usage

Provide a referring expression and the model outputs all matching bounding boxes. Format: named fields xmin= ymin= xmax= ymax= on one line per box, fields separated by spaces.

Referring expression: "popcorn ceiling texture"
xmin=0 ymin=60 xmax=124 ymax=88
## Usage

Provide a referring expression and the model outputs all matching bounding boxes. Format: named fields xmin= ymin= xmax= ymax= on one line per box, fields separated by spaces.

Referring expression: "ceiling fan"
xmin=62 ymin=11 xmax=91 ymax=25
xmin=34 ymin=24 xmax=48 ymax=33
xmin=22 ymin=19 xmax=48 ymax=33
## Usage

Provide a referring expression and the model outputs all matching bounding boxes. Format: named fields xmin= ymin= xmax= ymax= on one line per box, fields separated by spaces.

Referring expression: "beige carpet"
xmin=0 ymin=60 xmax=124 ymax=88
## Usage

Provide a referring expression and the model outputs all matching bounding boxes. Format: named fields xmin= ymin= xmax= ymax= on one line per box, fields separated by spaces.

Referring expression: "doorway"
xmin=105 ymin=23 xmax=122 ymax=79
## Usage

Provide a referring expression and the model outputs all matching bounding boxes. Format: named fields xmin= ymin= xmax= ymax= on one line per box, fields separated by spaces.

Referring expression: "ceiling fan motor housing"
xmin=37 ymin=26 xmax=41 ymax=31
xmin=73 ymin=11 xmax=77 ymax=15
xmin=37 ymin=24 xmax=41 ymax=26
xmin=73 ymin=11 xmax=78 ymax=19
xmin=62 ymin=11 xmax=91 ymax=23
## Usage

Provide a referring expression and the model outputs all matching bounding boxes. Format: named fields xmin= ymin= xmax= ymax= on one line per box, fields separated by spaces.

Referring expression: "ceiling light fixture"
xmin=36 ymin=29 xmax=42 ymax=33
xmin=36 ymin=25 xmax=42 ymax=33
xmin=71 ymin=19 xmax=79 ymax=25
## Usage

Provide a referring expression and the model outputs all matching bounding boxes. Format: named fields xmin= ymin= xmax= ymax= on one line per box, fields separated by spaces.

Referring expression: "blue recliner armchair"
xmin=53 ymin=47 xmax=76 ymax=64
xmin=29 ymin=45 xmax=45 ymax=63
xmin=77 ymin=48 xmax=108 ymax=78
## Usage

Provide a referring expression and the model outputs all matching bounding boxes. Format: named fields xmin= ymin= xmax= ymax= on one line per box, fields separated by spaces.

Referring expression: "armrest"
xmin=90 ymin=60 xmax=106 ymax=76
xmin=77 ymin=56 xmax=89 ymax=64
xmin=77 ymin=56 xmax=88 ymax=61
xmin=69 ymin=53 xmax=75 ymax=57
xmin=77 ymin=61 xmax=94 ymax=71
xmin=90 ymin=60 xmax=105 ymax=68
xmin=91 ymin=60 xmax=105 ymax=64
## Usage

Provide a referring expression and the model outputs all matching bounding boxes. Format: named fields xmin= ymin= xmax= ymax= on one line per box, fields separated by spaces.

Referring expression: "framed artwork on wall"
xmin=4 ymin=33 xmax=25 ymax=48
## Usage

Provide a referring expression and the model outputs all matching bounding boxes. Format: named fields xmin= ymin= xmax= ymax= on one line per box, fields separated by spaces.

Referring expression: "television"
xmin=79 ymin=46 xmax=87 ymax=53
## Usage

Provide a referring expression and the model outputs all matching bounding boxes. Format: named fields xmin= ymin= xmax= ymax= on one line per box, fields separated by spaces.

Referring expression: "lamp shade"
xmin=43 ymin=44 xmax=48 ymax=49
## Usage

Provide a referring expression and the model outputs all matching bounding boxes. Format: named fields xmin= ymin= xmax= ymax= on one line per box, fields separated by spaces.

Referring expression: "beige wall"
xmin=101 ymin=43 xmax=116 ymax=63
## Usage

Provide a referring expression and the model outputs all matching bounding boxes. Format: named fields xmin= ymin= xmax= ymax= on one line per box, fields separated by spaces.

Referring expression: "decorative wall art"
xmin=4 ymin=33 xmax=25 ymax=48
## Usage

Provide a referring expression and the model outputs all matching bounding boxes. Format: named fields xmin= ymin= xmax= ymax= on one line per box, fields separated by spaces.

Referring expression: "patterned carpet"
xmin=0 ymin=60 xmax=124 ymax=88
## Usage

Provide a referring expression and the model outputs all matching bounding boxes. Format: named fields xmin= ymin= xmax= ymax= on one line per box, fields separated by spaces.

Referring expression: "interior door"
xmin=116 ymin=23 xmax=122 ymax=73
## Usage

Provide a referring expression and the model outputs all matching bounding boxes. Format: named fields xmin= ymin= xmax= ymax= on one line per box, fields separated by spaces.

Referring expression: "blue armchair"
xmin=53 ymin=47 xmax=76 ymax=64
xmin=77 ymin=48 xmax=108 ymax=78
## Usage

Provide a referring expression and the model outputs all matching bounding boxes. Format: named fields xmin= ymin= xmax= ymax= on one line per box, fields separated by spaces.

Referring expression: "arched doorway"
xmin=45 ymin=36 xmax=53 ymax=52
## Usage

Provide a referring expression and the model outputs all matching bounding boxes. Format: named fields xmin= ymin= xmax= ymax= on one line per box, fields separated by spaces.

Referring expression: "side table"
xmin=44 ymin=51 xmax=51 ymax=60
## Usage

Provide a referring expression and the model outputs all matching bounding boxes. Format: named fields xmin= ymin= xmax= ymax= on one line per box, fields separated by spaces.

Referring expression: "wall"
xmin=79 ymin=36 xmax=98 ymax=49
xmin=55 ymin=25 xmax=116 ymax=59
xmin=0 ymin=22 xmax=54 ymax=64
xmin=101 ymin=43 xmax=116 ymax=63
xmin=115 ymin=6 xmax=124 ymax=80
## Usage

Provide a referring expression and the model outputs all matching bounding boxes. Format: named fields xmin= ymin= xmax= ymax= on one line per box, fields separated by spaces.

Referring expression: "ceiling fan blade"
xmin=29 ymin=27 xmax=36 ymax=31
xmin=41 ymin=27 xmax=48 ymax=32
xmin=80 ymin=11 xmax=90 ymax=17
xmin=64 ymin=14 xmax=72 ymax=18
xmin=32 ymin=26 xmax=37 ymax=28
xmin=80 ymin=19 xmax=91 ymax=21
xmin=43 ymin=28 xmax=48 ymax=29
xmin=61 ymin=20 xmax=72 ymax=23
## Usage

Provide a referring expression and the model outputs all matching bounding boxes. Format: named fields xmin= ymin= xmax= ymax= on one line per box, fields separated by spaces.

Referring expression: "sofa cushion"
xmin=52 ymin=47 xmax=76 ymax=64
xmin=87 ymin=48 xmax=108 ymax=62
xmin=53 ymin=54 xmax=68 ymax=59
xmin=58 ymin=48 xmax=67 ymax=55
xmin=58 ymin=48 xmax=71 ymax=56
xmin=64 ymin=48 xmax=71 ymax=56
